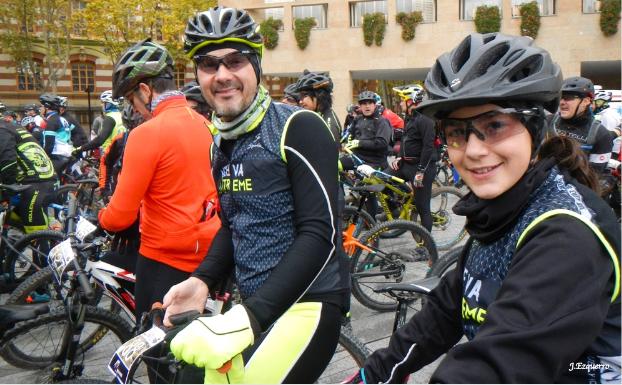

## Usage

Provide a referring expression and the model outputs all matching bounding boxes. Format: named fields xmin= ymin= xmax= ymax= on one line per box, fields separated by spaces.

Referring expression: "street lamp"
xmin=84 ymin=85 xmax=93 ymax=129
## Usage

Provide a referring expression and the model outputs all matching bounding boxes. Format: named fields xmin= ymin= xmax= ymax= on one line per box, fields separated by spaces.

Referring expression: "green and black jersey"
xmin=0 ymin=124 xmax=56 ymax=185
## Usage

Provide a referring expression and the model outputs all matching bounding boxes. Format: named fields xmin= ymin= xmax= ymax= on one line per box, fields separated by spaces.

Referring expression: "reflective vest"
xmin=101 ymin=111 xmax=126 ymax=152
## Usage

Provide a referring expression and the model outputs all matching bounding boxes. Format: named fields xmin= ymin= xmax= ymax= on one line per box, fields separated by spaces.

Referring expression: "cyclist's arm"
xmin=242 ymin=110 xmax=340 ymax=333
xmin=81 ymin=116 xmax=114 ymax=152
xmin=431 ymin=216 xmax=615 ymax=383
xmin=0 ymin=130 xmax=17 ymax=185
xmin=588 ymin=126 xmax=614 ymax=173
xmin=357 ymin=117 xmax=392 ymax=151
xmin=417 ymin=115 xmax=437 ymax=171
xmin=42 ymin=116 xmax=60 ymax=155
xmin=362 ymin=257 xmax=465 ymax=384
xmin=98 ymin=123 xmax=157 ymax=231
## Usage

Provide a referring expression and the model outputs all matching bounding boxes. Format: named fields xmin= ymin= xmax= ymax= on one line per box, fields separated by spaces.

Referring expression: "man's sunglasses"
xmin=560 ymin=94 xmax=583 ymax=102
xmin=192 ymin=51 xmax=255 ymax=74
xmin=440 ymin=108 xmax=540 ymax=150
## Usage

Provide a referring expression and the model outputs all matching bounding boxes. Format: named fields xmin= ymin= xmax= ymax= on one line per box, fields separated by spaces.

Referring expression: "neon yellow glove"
xmin=203 ymin=354 xmax=245 ymax=384
xmin=344 ymin=139 xmax=360 ymax=151
xmin=170 ymin=304 xmax=254 ymax=370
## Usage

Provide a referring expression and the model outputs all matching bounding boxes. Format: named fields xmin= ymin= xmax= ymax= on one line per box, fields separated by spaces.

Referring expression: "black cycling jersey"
xmin=62 ymin=111 xmax=87 ymax=148
xmin=81 ymin=115 xmax=116 ymax=152
xmin=400 ymin=110 xmax=438 ymax=170
xmin=349 ymin=113 xmax=392 ymax=167
xmin=0 ymin=124 xmax=56 ymax=184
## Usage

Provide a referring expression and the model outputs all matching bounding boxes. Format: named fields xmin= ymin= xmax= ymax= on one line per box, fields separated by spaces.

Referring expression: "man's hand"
xmin=162 ymin=277 xmax=209 ymax=327
xmin=170 ymin=304 xmax=254 ymax=370
xmin=390 ymin=157 xmax=402 ymax=171
xmin=71 ymin=146 xmax=82 ymax=156
xmin=344 ymin=139 xmax=360 ymax=151
xmin=413 ymin=171 xmax=424 ymax=188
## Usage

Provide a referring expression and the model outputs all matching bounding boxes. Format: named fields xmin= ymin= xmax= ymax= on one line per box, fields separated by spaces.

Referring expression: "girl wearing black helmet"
xmin=294 ymin=69 xmax=342 ymax=143
xmin=180 ymin=80 xmax=212 ymax=119
xmin=347 ymin=33 xmax=620 ymax=384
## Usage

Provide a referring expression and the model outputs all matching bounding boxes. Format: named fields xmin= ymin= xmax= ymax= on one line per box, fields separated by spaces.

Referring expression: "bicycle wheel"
xmin=426 ymin=246 xmax=462 ymax=278
xmin=350 ymin=219 xmax=438 ymax=312
xmin=428 ymin=186 xmax=468 ymax=250
xmin=0 ymin=305 xmax=132 ymax=382
xmin=342 ymin=205 xmax=376 ymax=238
xmin=3 ymin=230 xmax=65 ymax=284
xmin=317 ymin=326 xmax=370 ymax=384
xmin=434 ymin=164 xmax=452 ymax=187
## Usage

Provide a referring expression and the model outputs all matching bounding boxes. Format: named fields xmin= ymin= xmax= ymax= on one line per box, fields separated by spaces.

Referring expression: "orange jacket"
xmin=98 ymin=96 xmax=220 ymax=272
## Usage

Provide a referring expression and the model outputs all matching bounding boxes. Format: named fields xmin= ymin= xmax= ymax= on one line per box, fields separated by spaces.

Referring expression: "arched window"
xmin=71 ymin=61 xmax=95 ymax=92
xmin=17 ymin=59 xmax=43 ymax=90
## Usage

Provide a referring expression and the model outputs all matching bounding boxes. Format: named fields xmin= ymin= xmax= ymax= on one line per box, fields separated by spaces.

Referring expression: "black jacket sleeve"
xmin=417 ymin=114 xmax=437 ymax=172
xmin=81 ymin=116 xmax=115 ymax=152
xmin=42 ymin=115 xmax=61 ymax=155
xmin=430 ymin=216 xmax=615 ymax=383
xmin=66 ymin=113 xmax=87 ymax=147
xmin=0 ymin=129 xmax=18 ymax=185
xmin=589 ymin=125 xmax=614 ymax=173
xmin=243 ymin=111 xmax=339 ymax=332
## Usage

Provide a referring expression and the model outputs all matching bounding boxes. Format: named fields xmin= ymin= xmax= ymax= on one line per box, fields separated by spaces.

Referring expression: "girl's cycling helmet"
xmin=180 ymin=81 xmax=207 ymax=104
xmin=21 ymin=116 xmax=36 ymax=127
xmin=112 ymin=39 xmax=174 ymax=99
xmin=595 ymin=90 xmax=613 ymax=103
xmin=39 ymin=94 xmax=62 ymax=110
xmin=184 ymin=7 xmax=263 ymax=58
xmin=418 ymin=32 xmax=562 ymax=118
xmin=393 ymin=84 xmax=425 ymax=104
xmin=100 ymin=90 xmax=119 ymax=106
xmin=295 ymin=70 xmax=333 ymax=93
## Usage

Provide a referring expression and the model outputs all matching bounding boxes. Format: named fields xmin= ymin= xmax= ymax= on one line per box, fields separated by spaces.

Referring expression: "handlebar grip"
xmin=150 ymin=302 xmax=164 ymax=328
xmin=390 ymin=175 xmax=406 ymax=184
xmin=76 ymin=269 xmax=94 ymax=301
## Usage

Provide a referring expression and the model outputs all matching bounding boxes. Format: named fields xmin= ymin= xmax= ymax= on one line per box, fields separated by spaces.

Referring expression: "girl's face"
xmin=299 ymin=92 xmax=317 ymax=111
xmin=445 ymin=104 xmax=533 ymax=200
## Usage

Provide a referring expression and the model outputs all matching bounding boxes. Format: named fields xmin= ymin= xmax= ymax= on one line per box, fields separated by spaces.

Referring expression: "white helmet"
xmin=100 ymin=90 xmax=119 ymax=105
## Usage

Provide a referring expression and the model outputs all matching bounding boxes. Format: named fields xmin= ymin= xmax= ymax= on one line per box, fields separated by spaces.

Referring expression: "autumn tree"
xmin=76 ymin=0 xmax=216 ymax=64
xmin=0 ymin=0 xmax=74 ymax=92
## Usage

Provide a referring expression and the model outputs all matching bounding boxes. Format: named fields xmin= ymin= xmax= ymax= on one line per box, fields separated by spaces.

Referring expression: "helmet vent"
xmin=503 ymin=49 xmax=525 ymax=67
xmin=466 ymin=42 xmax=509 ymax=81
xmin=451 ymin=37 xmax=471 ymax=73
xmin=507 ymin=55 xmax=543 ymax=83
xmin=482 ymin=33 xmax=496 ymax=44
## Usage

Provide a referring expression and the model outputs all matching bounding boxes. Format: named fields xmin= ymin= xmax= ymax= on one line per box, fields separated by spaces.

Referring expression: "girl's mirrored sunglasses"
xmin=440 ymin=108 xmax=540 ymax=150
xmin=193 ymin=50 xmax=255 ymax=74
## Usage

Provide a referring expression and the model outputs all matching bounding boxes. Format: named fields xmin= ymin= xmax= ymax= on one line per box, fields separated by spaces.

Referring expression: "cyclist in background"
xmin=163 ymin=6 xmax=349 ymax=383
xmin=0 ymin=120 xmax=57 ymax=233
xmin=100 ymin=38 xmax=221 ymax=319
xmin=40 ymin=93 xmax=75 ymax=176
xmin=73 ymin=90 xmax=126 ymax=158
xmin=387 ymin=84 xmax=437 ymax=232
xmin=20 ymin=116 xmax=42 ymax=142
xmin=2 ymin=111 xmax=18 ymax=125
xmin=349 ymin=32 xmax=620 ymax=384
xmin=295 ymin=69 xmax=342 ymax=143
xmin=548 ymin=76 xmax=614 ymax=174
xmin=23 ymin=103 xmax=44 ymax=128
xmin=374 ymin=92 xmax=404 ymax=153
xmin=180 ymin=80 xmax=212 ymax=119
xmin=59 ymin=96 xmax=88 ymax=149
xmin=593 ymin=89 xmax=621 ymax=135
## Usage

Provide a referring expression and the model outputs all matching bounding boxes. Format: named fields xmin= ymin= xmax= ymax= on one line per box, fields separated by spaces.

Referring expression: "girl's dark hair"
xmin=313 ymin=88 xmax=333 ymax=112
xmin=537 ymin=135 xmax=600 ymax=193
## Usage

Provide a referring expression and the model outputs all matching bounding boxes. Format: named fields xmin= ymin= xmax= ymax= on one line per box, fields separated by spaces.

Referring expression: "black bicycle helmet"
xmin=283 ymin=83 xmax=300 ymax=103
xmin=23 ymin=103 xmax=38 ymax=112
xmin=561 ymin=76 xmax=595 ymax=98
xmin=418 ymin=32 xmax=562 ymax=118
xmin=295 ymin=70 xmax=333 ymax=93
xmin=121 ymin=103 xmax=143 ymax=130
xmin=184 ymin=7 xmax=263 ymax=58
xmin=112 ymin=38 xmax=174 ymax=99
xmin=40 ymin=93 xmax=62 ymax=110
xmin=180 ymin=81 xmax=207 ymax=104
xmin=358 ymin=90 xmax=376 ymax=102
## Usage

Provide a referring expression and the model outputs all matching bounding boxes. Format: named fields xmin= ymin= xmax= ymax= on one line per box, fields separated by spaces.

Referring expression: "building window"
xmin=396 ymin=0 xmax=436 ymax=22
xmin=71 ymin=61 xmax=95 ymax=92
xmin=250 ymin=8 xmax=285 ymax=30
xmin=293 ymin=4 xmax=328 ymax=28
xmin=72 ymin=0 xmax=87 ymax=36
xmin=582 ymin=0 xmax=601 ymax=13
xmin=460 ymin=0 xmax=502 ymax=21
xmin=511 ymin=0 xmax=555 ymax=16
xmin=17 ymin=60 xmax=43 ymax=91
xmin=174 ymin=64 xmax=186 ymax=89
xmin=350 ymin=0 xmax=388 ymax=27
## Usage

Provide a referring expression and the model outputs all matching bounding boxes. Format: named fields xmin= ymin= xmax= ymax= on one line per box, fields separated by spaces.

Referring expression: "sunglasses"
xmin=560 ymin=94 xmax=582 ymax=102
xmin=440 ymin=108 xmax=539 ymax=150
xmin=193 ymin=51 xmax=254 ymax=74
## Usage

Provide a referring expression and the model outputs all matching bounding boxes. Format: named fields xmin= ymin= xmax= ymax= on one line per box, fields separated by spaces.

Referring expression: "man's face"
xmin=195 ymin=48 xmax=258 ymax=122
xmin=359 ymin=100 xmax=376 ymax=116
xmin=559 ymin=93 xmax=591 ymax=119
xmin=125 ymin=83 xmax=153 ymax=121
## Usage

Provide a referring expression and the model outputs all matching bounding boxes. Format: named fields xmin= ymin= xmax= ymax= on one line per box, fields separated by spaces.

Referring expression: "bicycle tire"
xmin=342 ymin=205 xmax=376 ymax=238
xmin=426 ymin=246 xmax=462 ymax=278
xmin=426 ymin=186 xmax=468 ymax=250
xmin=317 ymin=326 xmax=370 ymax=384
xmin=350 ymin=219 xmax=438 ymax=312
xmin=3 ymin=230 xmax=65 ymax=284
xmin=0 ymin=305 xmax=132 ymax=374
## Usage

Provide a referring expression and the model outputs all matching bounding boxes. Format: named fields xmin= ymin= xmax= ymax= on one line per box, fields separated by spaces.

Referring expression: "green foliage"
xmin=395 ymin=11 xmax=423 ymax=41
xmin=520 ymin=1 xmax=541 ymax=39
xmin=362 ymin=12 xmax=386 ymax=46
xmin=474 ymin=5 xmax=501 ymax=34
xmin=600 ymin=0 xmax=621 ymax=37
xmin=259 ymin=17 xmax=283 ymax=50
xmin=294 ymin=17 xmax=316 ymax=50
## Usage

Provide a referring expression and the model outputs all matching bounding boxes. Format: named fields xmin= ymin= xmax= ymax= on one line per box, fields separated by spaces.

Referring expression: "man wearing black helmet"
xmin=280 ymin=82 xmax=300 ymax=106
xmin=294 ymin=70 xmax=342 ymax=142
xmin=549 ymin=76 xmax=614 ymax=174
xmin=345 ymin=33 xmax=620 ymax=384
xmin=163 ymin=6 xmax=349 ymax=383
xmin=99 ymin=38 xmax=221 ymax=321
xmin=39 ymin=93 xmax=75 ymax=175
